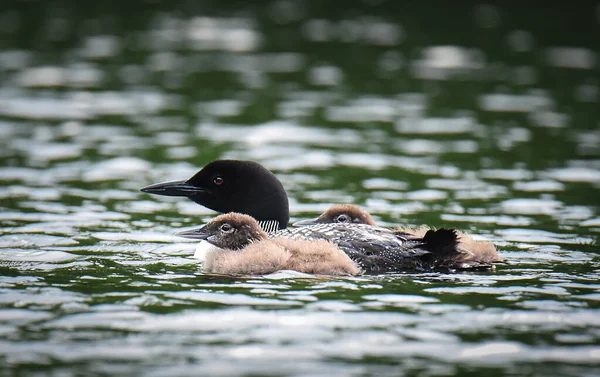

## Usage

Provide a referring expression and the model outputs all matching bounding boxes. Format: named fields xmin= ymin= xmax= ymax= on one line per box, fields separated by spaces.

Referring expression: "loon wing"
xmin=271 ymin=223 xmax=432 ymax=267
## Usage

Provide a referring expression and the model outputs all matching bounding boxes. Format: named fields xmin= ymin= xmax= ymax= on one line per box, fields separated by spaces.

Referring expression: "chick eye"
xmin=335 ymin=214 xmax=350 ymax=223
xmin=213 ymin=176 xmax=224 ymax=185
xmin=220 ymin=223 xmax=234 ymax=233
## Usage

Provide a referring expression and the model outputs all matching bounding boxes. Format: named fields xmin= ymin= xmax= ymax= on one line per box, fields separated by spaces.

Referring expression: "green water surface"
xmin=0 ymin=2 xmax=599 ymax=376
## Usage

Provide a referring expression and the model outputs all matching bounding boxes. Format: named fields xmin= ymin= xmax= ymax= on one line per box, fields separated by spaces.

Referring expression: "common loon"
xmin=294 ymin=203 xmax=504 ymax=268
xmin=176 ymin=212 xmax=360 ymax=276
xmin=178 ymin=214 xmax=463 ymax=273
xmin=142 ymin=159 xmax=490 ymax=272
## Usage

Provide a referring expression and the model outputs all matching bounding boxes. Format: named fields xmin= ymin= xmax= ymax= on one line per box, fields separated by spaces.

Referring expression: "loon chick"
xmin=177 ymin=213 xmax=360 ymax=276
xmin=141 ymin=160 xmax=288 ymax=231
xmin=294 ymin=204 xmax=504 ymax=268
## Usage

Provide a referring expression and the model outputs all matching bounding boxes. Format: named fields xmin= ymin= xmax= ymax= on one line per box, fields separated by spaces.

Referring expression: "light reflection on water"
xmin=0 ymin=1 xmax=599 ymax=376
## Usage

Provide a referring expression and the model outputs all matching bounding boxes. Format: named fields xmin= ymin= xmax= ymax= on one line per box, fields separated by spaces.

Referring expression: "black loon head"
xmin=141 ymin=160 xmax=290 ymax=229
xmin=176 ymin=212 xmax=267 ymax=250
xmin=294 ymin=204 xmax=376 ymax=226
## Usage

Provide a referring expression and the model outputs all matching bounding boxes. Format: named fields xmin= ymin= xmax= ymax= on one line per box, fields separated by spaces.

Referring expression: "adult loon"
xmin=176 ymin=212 xmax=360 ymax=276
xmin=294 ymin=203 xmax=504 ymax=268
xmin=142 ymin=159 xmax=490 ymax=272
xmin=178 ymin=212 xmax=463 ymax=273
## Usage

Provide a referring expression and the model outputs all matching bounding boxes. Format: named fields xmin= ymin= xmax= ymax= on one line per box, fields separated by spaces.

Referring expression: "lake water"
xmin=1 ymin=2 xmax=599 ymax=376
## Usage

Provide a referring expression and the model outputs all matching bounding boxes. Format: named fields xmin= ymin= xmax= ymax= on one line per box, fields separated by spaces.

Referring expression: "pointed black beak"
xmin=140 ymin=180 xmax=206 ymax=197
xmin=292 ymin=217 xmax=320 ymax=226
xmin=176 ymin=226 xmax=211 ymax=240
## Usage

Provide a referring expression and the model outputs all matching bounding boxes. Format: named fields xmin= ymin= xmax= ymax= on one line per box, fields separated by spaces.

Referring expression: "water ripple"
xmin=0 ymin=3 xmax=598 ymax=376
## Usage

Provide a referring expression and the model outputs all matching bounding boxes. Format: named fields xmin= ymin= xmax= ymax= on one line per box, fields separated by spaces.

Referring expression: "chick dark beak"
xmin=140 ymin=180 xmax=206 ymax=197
xmin=175 ymin=226 xmax=211 ymax=240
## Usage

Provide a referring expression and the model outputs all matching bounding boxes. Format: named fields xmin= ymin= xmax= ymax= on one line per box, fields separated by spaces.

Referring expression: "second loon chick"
xmin=177 ymin=213 xmax=360 ymax=276
xmin=294 ymin=204 xmax=504 ymax=268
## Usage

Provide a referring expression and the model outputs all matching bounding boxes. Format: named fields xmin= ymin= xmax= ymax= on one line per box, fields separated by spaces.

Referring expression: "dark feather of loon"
xmin=293 ymin=203 xmax=504 ymax=269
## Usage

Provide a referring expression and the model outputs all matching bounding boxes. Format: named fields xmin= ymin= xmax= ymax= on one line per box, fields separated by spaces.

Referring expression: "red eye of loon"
xmin=214 ymin=176 xmax=223 ymax=185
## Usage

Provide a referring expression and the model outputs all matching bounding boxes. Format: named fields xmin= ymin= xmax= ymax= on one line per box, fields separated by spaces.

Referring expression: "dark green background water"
xmin=0 ymin=1 xmax=599 ymax=376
